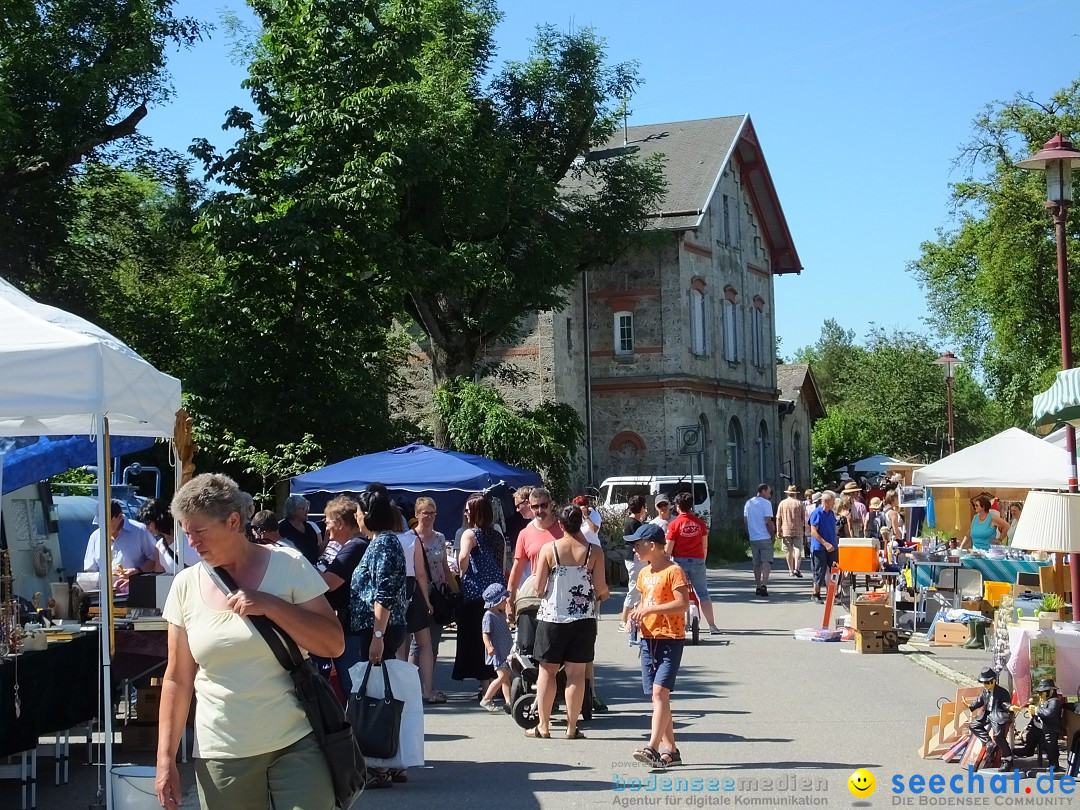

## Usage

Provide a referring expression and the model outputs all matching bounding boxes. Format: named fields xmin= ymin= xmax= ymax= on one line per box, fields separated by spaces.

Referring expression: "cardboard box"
xmin=120 ymin=722 xmax=158 ymax=751
xmin=933 ymin=621 xmax=971 ymax=646
xmin=851 ymin=601 xmax=894 ymax=632
xmin=137 ymin=686 xmax=162 ymax=720
xmin=855 ymin=630 xmax=900 ymax=654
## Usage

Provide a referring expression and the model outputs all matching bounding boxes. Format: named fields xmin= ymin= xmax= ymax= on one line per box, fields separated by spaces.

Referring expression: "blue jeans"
xmin=673 ymin=557 xmax=712 ymax=604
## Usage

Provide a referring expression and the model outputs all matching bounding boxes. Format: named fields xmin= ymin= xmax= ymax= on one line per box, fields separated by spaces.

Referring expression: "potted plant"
xmin=1036 ymin=594 xmax=1065 ymax=628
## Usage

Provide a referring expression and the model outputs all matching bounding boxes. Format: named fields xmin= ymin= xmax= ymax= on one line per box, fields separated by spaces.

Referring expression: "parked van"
xmin=596 ymin=475 xmax=713 ymax=527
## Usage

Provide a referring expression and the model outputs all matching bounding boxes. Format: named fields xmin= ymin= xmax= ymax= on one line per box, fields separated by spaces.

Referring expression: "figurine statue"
xmin=969 ymin=666 xmax=1018 ymax=771
xmin=1015 ymin=677 xmax=1065 ymax=772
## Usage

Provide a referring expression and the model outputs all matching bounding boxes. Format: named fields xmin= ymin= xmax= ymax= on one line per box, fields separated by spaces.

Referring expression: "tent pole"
xmin=96 ymin=416 xmax=115 ymax=810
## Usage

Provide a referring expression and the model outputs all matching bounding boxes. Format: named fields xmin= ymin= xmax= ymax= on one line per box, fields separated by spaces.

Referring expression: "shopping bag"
xmin=347 ymin=659 xmax=425 ymax=768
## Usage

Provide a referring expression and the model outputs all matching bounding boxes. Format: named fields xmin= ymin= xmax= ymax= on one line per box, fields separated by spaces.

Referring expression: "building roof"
xmin=777 ymin=363 xmax=826 ymax=420
xmin=582 ymin=114 xmax=802 ymax=274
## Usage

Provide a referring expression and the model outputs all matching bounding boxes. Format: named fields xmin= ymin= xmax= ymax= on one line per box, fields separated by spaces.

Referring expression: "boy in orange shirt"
xmin=628 ymin=524 xmax=689 ymax=769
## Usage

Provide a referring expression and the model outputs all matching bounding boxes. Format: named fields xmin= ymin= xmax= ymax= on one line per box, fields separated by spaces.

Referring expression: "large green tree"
xmin=194 ymin=0 xmax=665 ymax=445
xmin=0 ymin=1 xmax=203 ymax=286
xmin=796 ymin=320 xmax=1003 ymax=484
xmin=909 ymin=80 xmax=1080 ymax=424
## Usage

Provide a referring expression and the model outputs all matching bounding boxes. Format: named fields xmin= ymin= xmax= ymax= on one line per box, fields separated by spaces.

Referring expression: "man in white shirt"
xmin=83 ymin=499 xmax=158 ymax=581
xmin=743 ymin=484 xmax=776 ymax=598
xmin=649 ymin=495 xmax=673 ymax=531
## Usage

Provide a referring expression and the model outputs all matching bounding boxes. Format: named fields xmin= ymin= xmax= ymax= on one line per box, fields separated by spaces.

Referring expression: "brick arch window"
xmin=727 ymin=417 xmax=742 ymax=491
xmin=722 ymin=286 xmax=740 ymax=363
xmin=749 ymin=295 xmax=767 ymax=367
xmin=613 ymin=310 xmax=634 ymax=356
xmin=609 ymin=430 xmax=645 ymax=468
xmin=609 ymin=431 xmax=646 ymax=453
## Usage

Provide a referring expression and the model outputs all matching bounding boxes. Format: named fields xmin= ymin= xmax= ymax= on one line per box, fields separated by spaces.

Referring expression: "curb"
xmin=902 ymin=646 xmax=979 ymax=687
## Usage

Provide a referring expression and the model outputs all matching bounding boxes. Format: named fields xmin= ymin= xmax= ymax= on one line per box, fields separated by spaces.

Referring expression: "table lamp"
xmin=1009 ymin=491 xmax=1080 ymax=622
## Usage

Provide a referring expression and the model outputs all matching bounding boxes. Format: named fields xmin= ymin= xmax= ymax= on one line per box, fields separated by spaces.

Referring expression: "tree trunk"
xmin=428 ymin=337 xmax=481 ymax=449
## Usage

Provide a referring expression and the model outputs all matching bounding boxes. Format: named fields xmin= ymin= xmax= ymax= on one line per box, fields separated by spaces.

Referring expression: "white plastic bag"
xmin=347 ymin=659 xmax=425 ymax=768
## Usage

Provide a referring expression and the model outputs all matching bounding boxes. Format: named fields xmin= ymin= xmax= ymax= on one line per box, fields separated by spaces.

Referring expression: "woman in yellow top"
xmin=628 ymin=523 xmax=689 ymax=770
xmin=154 ymin=474 xmax=344 ymax=810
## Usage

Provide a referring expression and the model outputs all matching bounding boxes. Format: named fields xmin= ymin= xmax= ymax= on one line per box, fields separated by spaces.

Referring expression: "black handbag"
xmin=346 ymin=661 xmax=404 ymax=760
xmin=209 ymin=565 xmax=365 ymax=809
xmin=418 ymin=530 xmax=458 ymax=626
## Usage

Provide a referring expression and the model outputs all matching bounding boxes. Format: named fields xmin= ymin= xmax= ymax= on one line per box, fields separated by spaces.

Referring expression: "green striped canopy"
xmin=1033 ymin=369 xmax=1080 ymax=428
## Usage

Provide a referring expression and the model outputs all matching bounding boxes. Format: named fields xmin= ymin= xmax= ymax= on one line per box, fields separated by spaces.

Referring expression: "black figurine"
xmin=969 ymin=666 xmax=1017 ymax=772
xmin=1015 ymin=677 xmax=1065 ymax=772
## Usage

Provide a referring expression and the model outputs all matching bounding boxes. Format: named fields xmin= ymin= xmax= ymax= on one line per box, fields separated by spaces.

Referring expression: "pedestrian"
xmin=864 ymin=497 xmax=884 ymax=544
xmin=650 ymin=495 xmax=673 ymax=531
xmin=802 ymin=490 xmax=816 ymax=558
xmin=775 ymin=485 xmax=805 ymax=578
xmin=155 ymin=473 xmax=343 ymax=810
xmin=278 ymin=495 xmax=321 ymax=565
xmin=138 ymin=498 xmax=198 ymax=575
xmin=410 ymin=496 xmax=451 ymax=703
xmin=620 ymin=495 xmax=650 ymax=632
xmin=665 ymin=492 xmax=720 ymax=634
xmin=526 ymin=505 xmax=610 ymax=739
xmin=844 ymin=481 xmax=867 ymax=537
xmin=479 ymin=583 xmax=513 ymax=712
xmin=506 ymin=486 xmax=535 ymax=555
xmin=453 ymin=494 xmax=506 ymax=690
xmin=628 ymin=523 xmax=689 ymax=770
xmin=572 ymin=494 xmax=604 ymax=547
xmin=743 ymin=483 xmax=776 ymax=597
xmin=508 ymin=487 xmax=562 ymax=612
xmin=808 ymin=491 xmax=838 ymax=604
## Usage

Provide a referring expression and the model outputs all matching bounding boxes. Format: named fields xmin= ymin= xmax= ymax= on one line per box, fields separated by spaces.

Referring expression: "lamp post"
xmin=1018 ymin=134 xmax=1080 ymax=619
xmin=933 ymin=351 xmax=960 ymax=455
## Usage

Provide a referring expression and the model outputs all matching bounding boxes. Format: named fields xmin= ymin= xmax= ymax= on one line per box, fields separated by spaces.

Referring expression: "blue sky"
xmin=140 ymin=0 xmax=1080 ymax=356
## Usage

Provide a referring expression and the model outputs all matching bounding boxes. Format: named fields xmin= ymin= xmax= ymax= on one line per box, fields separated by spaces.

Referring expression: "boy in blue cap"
xmin=480 ymin=583 xmax=513 ymax=712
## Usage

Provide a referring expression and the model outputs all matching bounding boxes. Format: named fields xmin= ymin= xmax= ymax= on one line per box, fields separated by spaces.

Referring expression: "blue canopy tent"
xmin=1 ymin=434 xmax=155 ymax=495
xmin=291 ymin=443 xmax=543 ymax=538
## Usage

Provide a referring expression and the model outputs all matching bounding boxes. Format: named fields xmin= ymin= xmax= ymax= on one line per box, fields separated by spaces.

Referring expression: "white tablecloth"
xmin=1006 ymin=624 xmax=1080 ymax=704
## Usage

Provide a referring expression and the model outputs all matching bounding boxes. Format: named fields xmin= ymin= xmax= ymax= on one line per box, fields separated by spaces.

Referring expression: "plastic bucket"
xmin=111 ymin=766 xmax=159 ymax=810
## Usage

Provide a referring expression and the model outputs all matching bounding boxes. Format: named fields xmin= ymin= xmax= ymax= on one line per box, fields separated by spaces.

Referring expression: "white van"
xmin=597 ymin=476 xmax=713 ymax=527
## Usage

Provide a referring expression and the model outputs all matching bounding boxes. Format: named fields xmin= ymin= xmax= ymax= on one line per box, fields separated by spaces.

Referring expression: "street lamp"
xmin=1017 ymin=134 xmax=1080 ymax=494
xmin=933 ymin=351 xmax=960 ymax=455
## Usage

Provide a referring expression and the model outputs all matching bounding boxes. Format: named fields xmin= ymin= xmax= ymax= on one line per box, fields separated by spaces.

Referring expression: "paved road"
xmin=5 ymin=562 xmax=1032 ymax=809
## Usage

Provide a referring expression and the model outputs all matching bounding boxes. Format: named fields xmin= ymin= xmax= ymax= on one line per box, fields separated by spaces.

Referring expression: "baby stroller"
xmin=508 ymin=581 xmax=593 ymax=729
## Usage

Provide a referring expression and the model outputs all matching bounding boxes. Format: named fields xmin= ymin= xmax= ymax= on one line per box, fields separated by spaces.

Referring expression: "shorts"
xmin=811 ymin=548 xmax=839 ymax=587
xmin=750 ymin=539 xmax=774 ymax=566
xmin=534 ymin=618 xmax=597 ymax=664
xmin=781 ymin=537 xmax=803 ymax=554
xmin=673 ymin=557 xmax=711 ymax=604
xmin=405 ymin=577 xmax=429 ymax=633
xmin=640 ymin=638 xmax=684 ymax=694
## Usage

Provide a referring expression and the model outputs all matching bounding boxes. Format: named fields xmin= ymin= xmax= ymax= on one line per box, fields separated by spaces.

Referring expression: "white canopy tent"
xmin=0 ymin=276 xmax=181 ymax=810
xmin=912 ymin=427 xmax=1069 ymax=491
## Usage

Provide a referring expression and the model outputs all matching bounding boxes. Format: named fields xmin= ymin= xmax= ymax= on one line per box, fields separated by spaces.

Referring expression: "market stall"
xmin=0 ymin=278 xmax=182 ymax=810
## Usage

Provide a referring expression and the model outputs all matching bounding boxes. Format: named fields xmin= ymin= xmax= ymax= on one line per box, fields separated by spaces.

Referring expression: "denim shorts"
xmin=673 ymin=556 xmax=711 ymax=604
xmin=640 ymin=638 xmax=685 ymax=693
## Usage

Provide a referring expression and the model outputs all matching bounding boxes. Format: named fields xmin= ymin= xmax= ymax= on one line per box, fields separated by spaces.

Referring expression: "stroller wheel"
xmin=509 ymin=676 xmax=525 ymax=708
xmin=512 ymin=694 xmax=539 ymax=729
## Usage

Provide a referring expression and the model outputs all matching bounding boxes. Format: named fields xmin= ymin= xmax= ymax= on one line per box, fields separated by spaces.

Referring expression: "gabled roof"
xmin=777 ymin=363 xmax=825 ymax=420
xmin=582 ymin=114 xmax=802 ymax=274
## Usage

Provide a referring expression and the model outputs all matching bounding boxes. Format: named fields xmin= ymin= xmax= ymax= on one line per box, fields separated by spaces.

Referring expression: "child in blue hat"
xmin=480 ymin=583 xmax=513 ymax=712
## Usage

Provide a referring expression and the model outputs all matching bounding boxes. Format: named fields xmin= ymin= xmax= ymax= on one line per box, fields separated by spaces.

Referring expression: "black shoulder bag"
xmin=417 ymin=530 xmax=457 ymax=626
xmin=207 ymin=564 xmax=365 ymax=809
xmin=345 ymin=660 xmax=405 ymax=759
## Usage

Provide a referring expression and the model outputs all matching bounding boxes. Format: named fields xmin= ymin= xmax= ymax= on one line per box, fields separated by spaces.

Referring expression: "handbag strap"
xmin=416 ymin=529 xmax=435 ymax=584
xmin=205 ymin=563 xmax=303 ymax=674
xmin=355 ymin=655 xmax=395 ymax=702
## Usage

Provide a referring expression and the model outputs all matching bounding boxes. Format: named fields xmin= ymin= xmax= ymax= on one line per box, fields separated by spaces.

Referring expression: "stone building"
xmin=403 ymin=115 xmax=806 ymax=529
xmin=776 ymin=363 xmax=826 ymax=492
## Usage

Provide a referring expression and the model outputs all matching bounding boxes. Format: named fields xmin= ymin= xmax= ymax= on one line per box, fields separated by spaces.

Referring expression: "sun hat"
xmin=842 ymin=481 xmax=861 ymax=494
xmin=784 ymin=485 xmax=799 ymax=495
xmin=869 ymin=497 xmax=883 ymax=509
xmin=626 ymin=523 xmax=666 ymax=546
xmin=812 ymin=492 xmax=822 ymax=504
xmin=483 ymin=583 xmax=510 ymax=609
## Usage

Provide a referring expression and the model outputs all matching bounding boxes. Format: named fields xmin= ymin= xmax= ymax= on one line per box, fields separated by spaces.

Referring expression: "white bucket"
xmin=111 ymin=766 xmax=159 ymax=810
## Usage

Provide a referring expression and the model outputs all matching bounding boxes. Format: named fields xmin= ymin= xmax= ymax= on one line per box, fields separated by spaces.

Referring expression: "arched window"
xmin=793 ymin=429 xmax=803 ymax=489
xmin=757 ymin=420 xmax=769 ymax=484
xmin=690 ymin=289 xmax=707 ymax=355
xmin=727 ymin=418 xmax=742 ymax=491
xmin=613 ymin=311 xmax=634 ymax=356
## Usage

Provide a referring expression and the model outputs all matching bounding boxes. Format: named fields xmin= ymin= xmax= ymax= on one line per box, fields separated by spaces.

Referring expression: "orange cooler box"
xmin=839 ymin=539 xmax=879 ymax=573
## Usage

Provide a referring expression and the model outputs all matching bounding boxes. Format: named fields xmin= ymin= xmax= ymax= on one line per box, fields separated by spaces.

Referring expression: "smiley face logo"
xmin=847 ymin=768 xmax=876 ymax=798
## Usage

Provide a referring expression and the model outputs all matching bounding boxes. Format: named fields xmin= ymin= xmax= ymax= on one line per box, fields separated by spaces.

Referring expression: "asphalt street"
xmin=7 ymin=562 xmax=1050 ymax=810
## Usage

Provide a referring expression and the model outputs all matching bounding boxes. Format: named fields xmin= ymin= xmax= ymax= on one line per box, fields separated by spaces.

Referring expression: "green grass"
xmin=707 ymin=526 xmax=749 ymax=567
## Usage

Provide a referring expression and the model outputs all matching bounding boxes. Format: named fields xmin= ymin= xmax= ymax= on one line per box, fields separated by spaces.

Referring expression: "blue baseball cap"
xmin=626 ymin=523 xmax=666 ymax=546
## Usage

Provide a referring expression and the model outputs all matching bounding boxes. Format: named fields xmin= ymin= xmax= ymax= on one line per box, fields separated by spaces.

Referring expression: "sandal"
xmin=365 ymin=770 xmax=394 ymax=789
xmin=389 ymin=768 xmax=408 ymax=784
xmin=633 ymin=746 xmax=665 ymax=769
xmin=423 ymin=691 xmax=448 ymax=704
xmin=660 ymin=748 xmax=683 ymax=766
xmin=524 ymin=726 xmax=551 ymax=738
xmin=565 ymin=728 xmax=586 ymax=739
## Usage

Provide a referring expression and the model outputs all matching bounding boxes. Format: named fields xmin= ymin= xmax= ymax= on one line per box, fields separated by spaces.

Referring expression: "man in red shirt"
xmin=664 ymin=492 xmax=719 ymax=635
xmin=508 ymin=487 xmax=563 ymax=612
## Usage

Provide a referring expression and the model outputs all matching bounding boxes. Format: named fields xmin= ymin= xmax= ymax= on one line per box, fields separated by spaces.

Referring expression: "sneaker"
xmin=760 ymin=586 xmax=768 ymax=597
xmin=592 ymin=694 xmax=608 ymax=712
xmin=709 ymin=626 xmax=722 ymax=636
xmin=811 ymin=593 xmax=824 ymax=603
xmin=754 ymin=586 xmax=764 ymax=597
xmin=793 ymin=570 xmax=803 ymax=578
xmin=618 ymin=622 xmax=629 ymax=633
xmin=479 ymin=699 xmax=501 ymax=713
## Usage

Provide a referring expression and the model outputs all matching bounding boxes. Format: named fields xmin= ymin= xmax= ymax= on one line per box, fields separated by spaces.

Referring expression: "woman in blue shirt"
xmin=962 ymin=497 xmax=1010 ymax=551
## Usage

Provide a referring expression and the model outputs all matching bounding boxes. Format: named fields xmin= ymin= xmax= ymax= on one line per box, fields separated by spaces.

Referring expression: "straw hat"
xmin=784 ymin=485 xmax=799 ymax=495
xmin=869 ymin=497 xmax=883 ymax=509
xmin=842 ymin=481 xmax=861 ymax=494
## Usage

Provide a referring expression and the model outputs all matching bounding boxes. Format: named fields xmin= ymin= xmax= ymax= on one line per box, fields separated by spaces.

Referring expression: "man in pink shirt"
xmin=508 ymin=487 xmax=562 ymax=612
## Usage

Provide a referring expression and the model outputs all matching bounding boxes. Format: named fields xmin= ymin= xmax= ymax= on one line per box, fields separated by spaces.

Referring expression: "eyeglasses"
xmin=516 ymin=501 xmax=531 ymax=508
xmin=419 ymin=511 xmax=436 ymax=517
xmin=530 ymin=501 xmax=551 ymax=510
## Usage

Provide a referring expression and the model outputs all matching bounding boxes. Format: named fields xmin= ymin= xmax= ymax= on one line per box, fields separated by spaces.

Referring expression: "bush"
xmin=707 ymin=526 xmax=748 ymax=567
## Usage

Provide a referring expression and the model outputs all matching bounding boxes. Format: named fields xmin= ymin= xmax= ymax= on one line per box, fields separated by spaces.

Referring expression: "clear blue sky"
xmin=140 ymin=0 xmax=1080 ymax=357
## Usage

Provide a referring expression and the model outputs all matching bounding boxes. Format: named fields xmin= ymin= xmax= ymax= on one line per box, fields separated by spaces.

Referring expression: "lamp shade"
xmin=1009 ymin=491 xmax=1080 ymax=552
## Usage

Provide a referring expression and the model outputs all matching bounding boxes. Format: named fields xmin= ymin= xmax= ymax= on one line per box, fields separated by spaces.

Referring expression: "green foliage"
xmin=797 ymin=320 xmax=1005 ymax=486
xmin=1038 ymin=593 xmax=1065 ymax=613
xmin=214 ymin=431 xmax=326 ymax=509
xmin=0 ymin=0 xmax=205 ymax=285
xmin=909 ymin=79 xmax=1080 ymax=424
xmin=49 ymin=467 xmax=96 ymax=497
xmin=706 ymin=526 xmax=748 ymax=567
xmin=433 ymin=378 xmax=584 ymax=500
